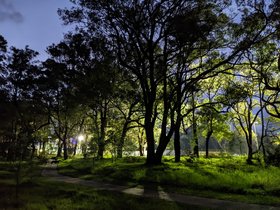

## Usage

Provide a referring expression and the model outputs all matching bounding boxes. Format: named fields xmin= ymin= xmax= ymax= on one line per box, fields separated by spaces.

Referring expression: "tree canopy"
xmin=1 ymin=0 xmax=280 ymax=165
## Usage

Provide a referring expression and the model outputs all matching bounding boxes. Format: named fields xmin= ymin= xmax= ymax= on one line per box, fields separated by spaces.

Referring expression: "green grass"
xmin=0 ymin=160 xmax=207 ymax=210
xmin=1 ymin=179 xmax=206 ymax=210
xmin=57 ymin=155 xmax=280 ymax=206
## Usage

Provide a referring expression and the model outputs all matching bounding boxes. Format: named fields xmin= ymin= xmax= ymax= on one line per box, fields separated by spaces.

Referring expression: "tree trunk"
xmin=73 ymin=143 xmax=77 ymax=156
xmin=117 ymin=137 xmax=124 ymax=158
xmin=139 ymin=144 xmax=144 ymax=156
xmin=30 ymin=140 xmax=36 ymax=160
xmin=258 ymin=84 xmax=267 ymax=164
xmin=42 ymin=141 xmax=46 ymax=156
xmin=191 ymin=93 xmax=199 ymax=157
xmin=174 ymin=77 xmax=182 ymax=162
xmin=63 ymin=138 xmax=68 ymax=160
xmin=117 ymin=122 xmax=128 ymax=158
xmin=145 ymin=123 xmax=155 ymax=165
xmin=97 ymin=142 xmax=105 ymax=159
xmin=174 ymin=67 xmax=183 ymax=162
xmin=193 ymin=114 xmax=199 ymax=157
xmin=246 ymin=130 xmax=253 ymax=164
xmin=155 ymin=136 xmax=170 ymax=165
xmin=97 ymin=103 xmax=107 ymax=159
xmin=205 ymin=129 xmax=213 ymax=158
xmin=174 ymin=123 xmax=181 ymax=162
xmin=144 ymin=98 xmax=156 ymax=165
xmin=57 ymin=141 xmax=62 ymax=157
xmin=247 ymin=143 xmax=253 ymax=164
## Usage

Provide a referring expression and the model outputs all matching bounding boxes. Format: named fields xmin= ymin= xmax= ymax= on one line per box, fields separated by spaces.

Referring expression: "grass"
xmin=1 ymin=179 xmax=206 ymax=210
xmin=57 ymin=155 xmax=280 ymax=206
xmin=0 ymin=160 xmax=207 ymax=210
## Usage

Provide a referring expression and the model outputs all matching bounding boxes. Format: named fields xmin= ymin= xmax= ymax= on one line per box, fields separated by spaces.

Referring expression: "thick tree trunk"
xmin=155 ymin=136 xmax=170 ymax=165
xmin=247 ymin=143 xmax=253 ymax=164
xmin=57 ymin=141 xmax=62 ymax=157
xmin=139 ymin=144 xmax=144 ymax=156
xmin=97 ymin=142 xmax=105 ymax=159
xmin=42 ymin=141 xmax=46 ymax=155
xmin=117 ymin=137 xmax=124 ymax=158
xmin=144 ymin=97 xmax=156 ymax=165
xmin=145 ymin=123 xmax=155 ymax=165
xmin=117 ymin=122 xmax=128 ymax=158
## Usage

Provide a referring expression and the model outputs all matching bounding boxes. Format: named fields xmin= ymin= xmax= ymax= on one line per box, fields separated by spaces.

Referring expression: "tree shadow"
xmin=139 ymin=167 xmax=160 ymax=198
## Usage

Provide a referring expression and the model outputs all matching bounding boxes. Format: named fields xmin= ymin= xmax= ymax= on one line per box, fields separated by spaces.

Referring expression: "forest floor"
xmin=42 ymin=163 xmax=280 ymax=210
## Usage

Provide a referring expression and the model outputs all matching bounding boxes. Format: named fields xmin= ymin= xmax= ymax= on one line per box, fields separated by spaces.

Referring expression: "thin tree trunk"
xmin=97 ymin=102 xmax=108 ymax=159
xmin=192 ymin=113 xmax=199 ymax=157
xmin=174 ymin=122 xmax=181 ymax=162
xmin=63 ymin=138 xmax=68 ymax=160
xmin=191 ymin=93 xmax=199 ymax=157
xmin=246 ymin=129 xmax=253 ymax=164
xmin=31 ymin=140 xmax=36 ymax=160
xmin=258 ymin=84 xmax=267 ymax=163
xmin=138 ymin=128 xmax=145 ymax=156
xmin=174 ymin=73 xmax=182 ymax=162
xmin=205 ymin=130 xmax=213 ymax=158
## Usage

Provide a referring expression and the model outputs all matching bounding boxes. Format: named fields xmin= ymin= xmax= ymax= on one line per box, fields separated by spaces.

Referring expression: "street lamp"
xmin=78 ymin=135 xmax=84 ymax=142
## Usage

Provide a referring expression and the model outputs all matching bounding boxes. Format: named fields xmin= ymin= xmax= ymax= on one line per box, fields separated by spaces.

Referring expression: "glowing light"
xmin=78 ymin=135 xmax=85 ymax=141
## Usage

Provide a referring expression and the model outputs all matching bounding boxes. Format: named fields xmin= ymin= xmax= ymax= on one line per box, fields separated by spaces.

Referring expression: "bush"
xmin=266 ymin=145 xmax=280 ymax=167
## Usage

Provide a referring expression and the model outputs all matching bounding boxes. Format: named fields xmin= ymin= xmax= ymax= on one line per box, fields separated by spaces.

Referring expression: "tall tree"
xmin=0 ymin=45 xmax=47 ymax=160
xmin=58 ymin=0 xmax=280 ymax=164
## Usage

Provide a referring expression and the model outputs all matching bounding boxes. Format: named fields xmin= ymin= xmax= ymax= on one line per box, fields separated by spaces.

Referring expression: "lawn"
xmin=57 ymin=155 xmax=280 ymax=206
xmin=0 ymin=160 xmax=207 ymax=210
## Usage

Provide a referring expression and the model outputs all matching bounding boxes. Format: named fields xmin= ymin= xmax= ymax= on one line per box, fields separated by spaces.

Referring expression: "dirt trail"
xmin=42 ymin=164 xmax=280 ymax=210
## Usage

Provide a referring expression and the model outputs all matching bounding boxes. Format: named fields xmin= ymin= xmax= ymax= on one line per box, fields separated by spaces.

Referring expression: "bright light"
xmin=78 ymin=135 xmax=85 ymax=141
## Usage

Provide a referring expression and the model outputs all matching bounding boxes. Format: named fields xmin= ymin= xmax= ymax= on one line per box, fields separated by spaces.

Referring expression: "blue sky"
xmin=0 ymin=0 xmax=74 ymax=60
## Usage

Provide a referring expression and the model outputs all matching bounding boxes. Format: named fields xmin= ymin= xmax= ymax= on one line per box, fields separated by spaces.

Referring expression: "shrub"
xmin=266 ymin=145 xmax=280 ymax=167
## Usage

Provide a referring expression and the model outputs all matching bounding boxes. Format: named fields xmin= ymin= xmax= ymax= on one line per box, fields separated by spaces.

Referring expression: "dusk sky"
xmin=0 ymin=0 xmax=74 ymax=61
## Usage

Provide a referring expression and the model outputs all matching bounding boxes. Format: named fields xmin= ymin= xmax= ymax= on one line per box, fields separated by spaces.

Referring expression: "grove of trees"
xmin=1 ymin=0 xmax=280 ymax=165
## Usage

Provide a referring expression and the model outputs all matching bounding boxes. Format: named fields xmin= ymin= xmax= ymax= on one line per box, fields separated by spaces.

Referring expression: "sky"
xmin=0 ymin=0 xmax=74 ymax=61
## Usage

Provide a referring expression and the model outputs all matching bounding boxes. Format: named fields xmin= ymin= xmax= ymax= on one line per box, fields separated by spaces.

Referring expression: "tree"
xmin=0 ymin=46 xmax=49 ymax=160
xmin=223 ymin=69 xmax=264 ymax=164
xmin=197 ymin=76 xmax=232 ymax=158
xmin=58 ymin=0 xmax=280 ymax=164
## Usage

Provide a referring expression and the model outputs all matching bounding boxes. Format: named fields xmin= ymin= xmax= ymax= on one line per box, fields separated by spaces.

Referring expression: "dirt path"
xmin=42 ymin=164 xmax=280 ymax=210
